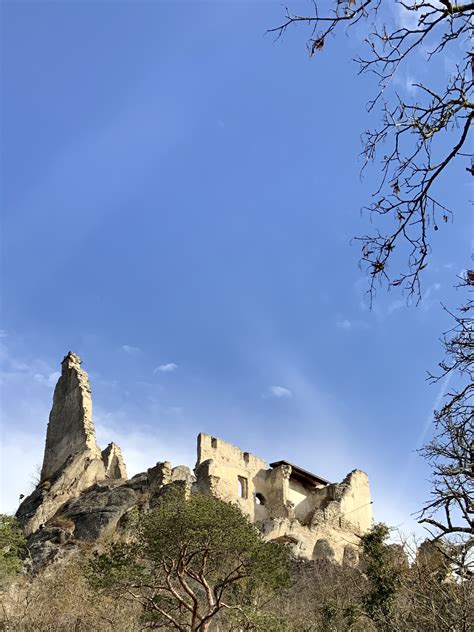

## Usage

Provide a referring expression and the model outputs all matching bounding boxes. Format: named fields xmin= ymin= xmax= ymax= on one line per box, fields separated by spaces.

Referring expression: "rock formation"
xmin=16 ymin=352 xmax=373 ymax=571
xmin=16 ymin=352 xmax=124 ymax=536
xmin=40 ymin=352 xmax=101 ymax=482
xmin=102 ymin=442 xmax=127 ymax=479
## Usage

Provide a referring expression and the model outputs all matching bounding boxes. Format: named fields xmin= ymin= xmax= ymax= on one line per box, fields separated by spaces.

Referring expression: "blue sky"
xmin=1 ymin=1 xmax=472 ymax=535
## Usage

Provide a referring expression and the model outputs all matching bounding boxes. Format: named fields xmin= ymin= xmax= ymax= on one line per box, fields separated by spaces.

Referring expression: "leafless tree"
xmin=419 ymin=274 xmax=473 ymax=576
xmin=270 ymin=1 xmax=473 ymax=302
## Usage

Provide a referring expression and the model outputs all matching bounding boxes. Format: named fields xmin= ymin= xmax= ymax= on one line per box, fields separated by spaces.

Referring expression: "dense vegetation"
xmin=1 ymin=495 xmax=472 ymax=631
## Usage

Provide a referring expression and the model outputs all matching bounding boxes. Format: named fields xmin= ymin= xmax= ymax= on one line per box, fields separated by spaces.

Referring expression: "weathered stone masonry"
xmin=195 ymin=433 xmax=372 ymax=563
xmin=16 ymin=353 xmax=373 ymax=569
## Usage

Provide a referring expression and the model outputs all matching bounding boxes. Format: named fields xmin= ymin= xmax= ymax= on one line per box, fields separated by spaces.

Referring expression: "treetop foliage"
xmin=0 ymin=514 xmax=26 ymax=583
xmin=87 ymin=489 xmax=290 ymax=631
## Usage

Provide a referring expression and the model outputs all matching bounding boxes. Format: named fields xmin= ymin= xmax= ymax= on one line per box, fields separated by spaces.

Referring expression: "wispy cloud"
xmin=387 ymin=298 xmax=405 ymax=316
xmin=154 ymin=362 xmax=178 ymax=373
xmin=424 ymin=282 xmax=441 ymax=299
xmin=121 ymin=344 xmax=141 ymax=355
xmin=95 ymin=411 xmax=195 ymax=481
xmin=33 ymin=371 xmax=60 ymax=387
xmin=391 ymin=370 xmax=453 ymax=523
xmin=336 ymin=318 xmax=369 ymax=331
xmin=1 ymin=428 xmax=45 ymax=513
xmin=392 ymin=2 xmax=422 ymax=31
xmin=336 ymin=319 xmax=352 ymax=330
xmin=266 ymin=385 xmax=292 ymax=399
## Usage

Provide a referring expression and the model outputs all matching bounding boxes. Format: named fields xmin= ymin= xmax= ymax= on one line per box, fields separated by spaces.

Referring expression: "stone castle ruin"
xmin=16 ymin=352 xmax=373 ymax=569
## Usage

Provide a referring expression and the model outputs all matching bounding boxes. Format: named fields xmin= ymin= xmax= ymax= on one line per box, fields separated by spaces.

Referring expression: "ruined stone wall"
xmin=193 ymin=434 xmax=373 ymax=564
xmin=338 ymin=470 xmax=372 ymax=533
xmin=195 ymin=433 xmax=271 ymax=521
xmin=16 ymin=352 xmax=373 ymax=568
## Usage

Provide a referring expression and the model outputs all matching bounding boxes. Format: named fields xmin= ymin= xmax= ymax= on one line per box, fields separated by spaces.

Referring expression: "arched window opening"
xmin=255 ymin=493 xmax=266 ymax=506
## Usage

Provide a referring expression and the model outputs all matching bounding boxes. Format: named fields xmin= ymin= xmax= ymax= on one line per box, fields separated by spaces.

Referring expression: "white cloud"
xmin=33 ymin=371 xmax=60 ymax=387
xmin=404 ymin=75 xmax=417 ymax=95
xmin=336 ymin=318 xmax=369 ymax=331
xmin=387 ymin=298 xmax=406 ymax=315
xmin=393 ymin=2 xmax=422 ymax=31
xmin=422 ymin=282 xmax=441 ymax=301
xmin=95 ymin=416 xmax=195 ymax=480
xmin=1 ymin=429 xmax=45 ymax=513
xmin=336 ymin=319 xmax=353 ymax=330
xmin=267 ymin=385 xmax=292 ymax=399
xmin=419 ymin=282 xmax=442 ymax=312
xmin=154 ymin=362 xmax=178 ymax=373
xmin=121 ymin=345 xmax=141 ymax=355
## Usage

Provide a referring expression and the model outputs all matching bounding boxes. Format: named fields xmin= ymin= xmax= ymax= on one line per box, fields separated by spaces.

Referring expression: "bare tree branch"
xmin=271 ymin=1 xmax=473 ymax=302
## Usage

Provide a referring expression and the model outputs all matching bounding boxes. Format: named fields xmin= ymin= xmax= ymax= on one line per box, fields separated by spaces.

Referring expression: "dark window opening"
xmin=243 ymin=451 xmax=250 ymax=463
xmin=211 ymin=437 xmax=217 ymax=448
xmin=255 ymin=493 xmax=266 ymax=506
xmin=238 ymin=476 xmax=248 ymax=499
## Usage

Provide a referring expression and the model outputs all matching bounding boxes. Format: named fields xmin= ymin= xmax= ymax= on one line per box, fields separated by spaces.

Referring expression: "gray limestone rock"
xmin=343 ymin=544 xmax=359 ymax=568
xmin=313 ymin=538 xmax=335 ymax=561
xmin=16 ymin=352 xmax=127 ymax=537
xmin=171 ymin=465 xmax=195 ymax=485
xmin=41 ymin=352 xmax=102 ymax=482
xmin=17 ymin=451 xmax=107 ymax=535
xmin=61 ymin=483 xmax=137 ymax=540
xmin=102 ymin=442 xmax=127 ymax=479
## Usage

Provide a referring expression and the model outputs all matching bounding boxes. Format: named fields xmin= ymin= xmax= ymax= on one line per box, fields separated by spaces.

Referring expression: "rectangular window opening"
xmin=211 ymin=437 xmax=217 ymax=448
xmin=238 ymin=476 xmax=248 ymax=499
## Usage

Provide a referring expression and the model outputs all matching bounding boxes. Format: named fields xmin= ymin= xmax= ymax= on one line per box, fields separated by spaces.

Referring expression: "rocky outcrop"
xmin=172 ymin=465 xmax=195 ymax=485
xmin=16 ymin=451 xmax=109 ymax=535
xmin=24 ymin=472 xmax=183 ymax=572
xmin=25 ymin=480 xmax=140 ymax=571
xmin=61 ymin=482 xmax=137 ymax=541
xmin=16 ymin=352 xmax=126 ymax=536
xmin=102 ymin=442 xmax=127 ymax=479
xmin=15 ymin=352 xmax=373 ymax=571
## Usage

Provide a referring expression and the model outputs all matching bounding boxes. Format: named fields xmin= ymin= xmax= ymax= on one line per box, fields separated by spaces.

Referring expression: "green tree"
xmin=360 ymin=523 xmax=406 ymax=624
xmin=0 ymin=514 xmax=26 ymax=583
xmin=87 ymin=489 xmax=290 ymax=631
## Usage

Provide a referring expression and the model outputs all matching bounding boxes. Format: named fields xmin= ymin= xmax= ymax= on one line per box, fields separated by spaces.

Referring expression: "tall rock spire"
xmin=40 ymin=351 xmax=101 ymax=482
xmin=17 ymin=352 xmax=127 ymax=535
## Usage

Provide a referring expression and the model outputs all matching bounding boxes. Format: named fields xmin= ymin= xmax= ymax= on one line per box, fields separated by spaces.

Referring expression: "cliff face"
xmin=16 ymin=352 xmax=372 ymax=572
